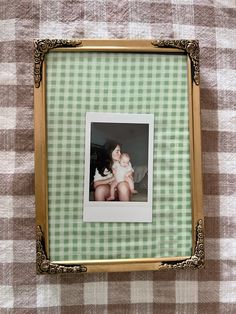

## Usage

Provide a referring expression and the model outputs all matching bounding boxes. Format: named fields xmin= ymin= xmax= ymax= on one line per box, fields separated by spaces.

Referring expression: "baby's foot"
xmin=132 ymin=189 xmax=138 ymax=194
xmin=106 ymin=196 xmax=115 ymax=201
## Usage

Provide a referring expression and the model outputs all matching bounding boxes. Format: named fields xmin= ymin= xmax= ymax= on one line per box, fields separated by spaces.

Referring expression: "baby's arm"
xmin=125 ymin=162 xmax=134 ymax=178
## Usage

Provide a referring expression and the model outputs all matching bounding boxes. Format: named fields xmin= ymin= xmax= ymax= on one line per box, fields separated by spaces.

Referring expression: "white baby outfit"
xmin=113 ymin=161 xmax=133 ymax=183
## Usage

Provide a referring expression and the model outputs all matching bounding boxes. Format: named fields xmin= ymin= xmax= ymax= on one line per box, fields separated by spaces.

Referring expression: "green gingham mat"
xmin=46 ymin=51 xmax=192 ymax=261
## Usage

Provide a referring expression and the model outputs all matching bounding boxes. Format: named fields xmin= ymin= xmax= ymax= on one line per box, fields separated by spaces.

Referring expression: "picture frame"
xmin=34 ymin=39 xmax=204 ymax=274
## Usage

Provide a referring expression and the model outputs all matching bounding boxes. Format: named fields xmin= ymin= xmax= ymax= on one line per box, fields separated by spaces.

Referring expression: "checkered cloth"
xmin=47 ymin=52 xmax=192 ymax=261
xmin=0 ymin=0 xmax=235 ymax=313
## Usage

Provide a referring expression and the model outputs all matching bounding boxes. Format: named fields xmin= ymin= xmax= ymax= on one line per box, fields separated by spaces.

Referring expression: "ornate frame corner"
xmin=36 ymin=225 xmax=87 ymax=274
xmin=34 ymin=39 xmax=82 ymax=88
xmin=159 ymin=219 xmax=204 ymax=270
xmin=151 ymin=39 xmax=200 ymax=85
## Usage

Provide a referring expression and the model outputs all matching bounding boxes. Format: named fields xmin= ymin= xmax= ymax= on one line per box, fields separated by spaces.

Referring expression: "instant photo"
xmin=83 ymin=112 xmax=154 ymax=222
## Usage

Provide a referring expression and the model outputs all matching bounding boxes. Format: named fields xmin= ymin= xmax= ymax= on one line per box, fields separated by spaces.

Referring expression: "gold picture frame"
xmin=34 ymin=39 xmax=204 ymax=274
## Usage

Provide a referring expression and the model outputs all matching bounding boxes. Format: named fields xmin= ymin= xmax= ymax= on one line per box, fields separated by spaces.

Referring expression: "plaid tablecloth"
xmin=0 ymin=0 xmax=235 ymax=313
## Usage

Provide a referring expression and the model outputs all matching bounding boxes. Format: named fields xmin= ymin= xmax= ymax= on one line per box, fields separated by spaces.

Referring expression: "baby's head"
xmin=120 ymin=153 xmax=130 ymax=167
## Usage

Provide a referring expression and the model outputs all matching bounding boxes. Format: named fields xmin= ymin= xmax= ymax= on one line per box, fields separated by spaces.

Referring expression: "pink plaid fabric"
xmin=0 ymin=1 xmax=235 ymax=313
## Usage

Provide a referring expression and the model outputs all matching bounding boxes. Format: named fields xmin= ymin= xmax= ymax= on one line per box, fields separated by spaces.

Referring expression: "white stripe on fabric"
xmin=84 ymin=281 xmax=108 ymax=305
xmin=217 ymin=69 xmax=236 ymax=91
xmin=220 ymin=281 xmax=236 ymax=303
xmin=220 ymin=239 xmax=236 ymax=261
xmin=216 ymin=28 xmax=236 ymax=49
xmin=203 ymin=153 xmax=236 ymax=174
xmin=131 ymin=280 xmax=153 ymax=303
xmin=175 ymin=281 xmax=198 ymax=303
xmin=201 ymin=110 xmax=236 ymax=132
xmin=0 ymin=240 xmax=13 ymax=263
xmin=0 ymin=20 xmax=15 ymax=42
xmin=0 ymin=63 xmax=17 ymax=85
xmin=204 ymin=195 xmax=236 ymax=217
xmin=0 ymin=286 xmax=14 ymax=308
xmin=0 ymin=152 xmax=15 ymax=173
xmin=0 ymin=196 xmax=13 ymax=218
xmin=37 ymin=285 xmax=61 ymax=307
xmin=0 ymin=107 xmax=17 ymax=129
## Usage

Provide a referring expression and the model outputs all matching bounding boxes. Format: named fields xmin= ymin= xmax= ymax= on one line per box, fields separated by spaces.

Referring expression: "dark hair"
xmin=97 ymin=140 xmax=121 ymax=177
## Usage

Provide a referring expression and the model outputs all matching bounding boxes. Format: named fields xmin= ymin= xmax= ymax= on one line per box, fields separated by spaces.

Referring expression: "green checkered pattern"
xmin=46 ymin=51 xmax=192 ymax=261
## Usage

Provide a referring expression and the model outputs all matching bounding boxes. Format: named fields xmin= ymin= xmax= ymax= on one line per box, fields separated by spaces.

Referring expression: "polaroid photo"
xmin=83 ymin=112 xmax=154 ymax=222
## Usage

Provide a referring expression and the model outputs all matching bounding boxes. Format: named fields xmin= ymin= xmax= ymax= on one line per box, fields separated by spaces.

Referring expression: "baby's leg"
xmin=106 ymin=180 xmax=118 ymax=201
xmin=125 ymin=177 xmax=137 ymax=194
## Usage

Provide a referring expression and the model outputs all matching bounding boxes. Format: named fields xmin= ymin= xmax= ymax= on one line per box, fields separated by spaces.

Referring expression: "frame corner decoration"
xmin=159 ymin=219 xmax=205 ymax=270
xmin=151 ymin=39 xmax=200 ymax=86
xmin=36 ymin=225 xmax=87 ymax=274
xmin=34 ymin=39 xmax=82 ymax=88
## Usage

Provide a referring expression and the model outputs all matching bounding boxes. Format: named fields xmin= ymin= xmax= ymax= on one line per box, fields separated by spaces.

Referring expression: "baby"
xmin=107 ymin=153 xmax=136 ymax=201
